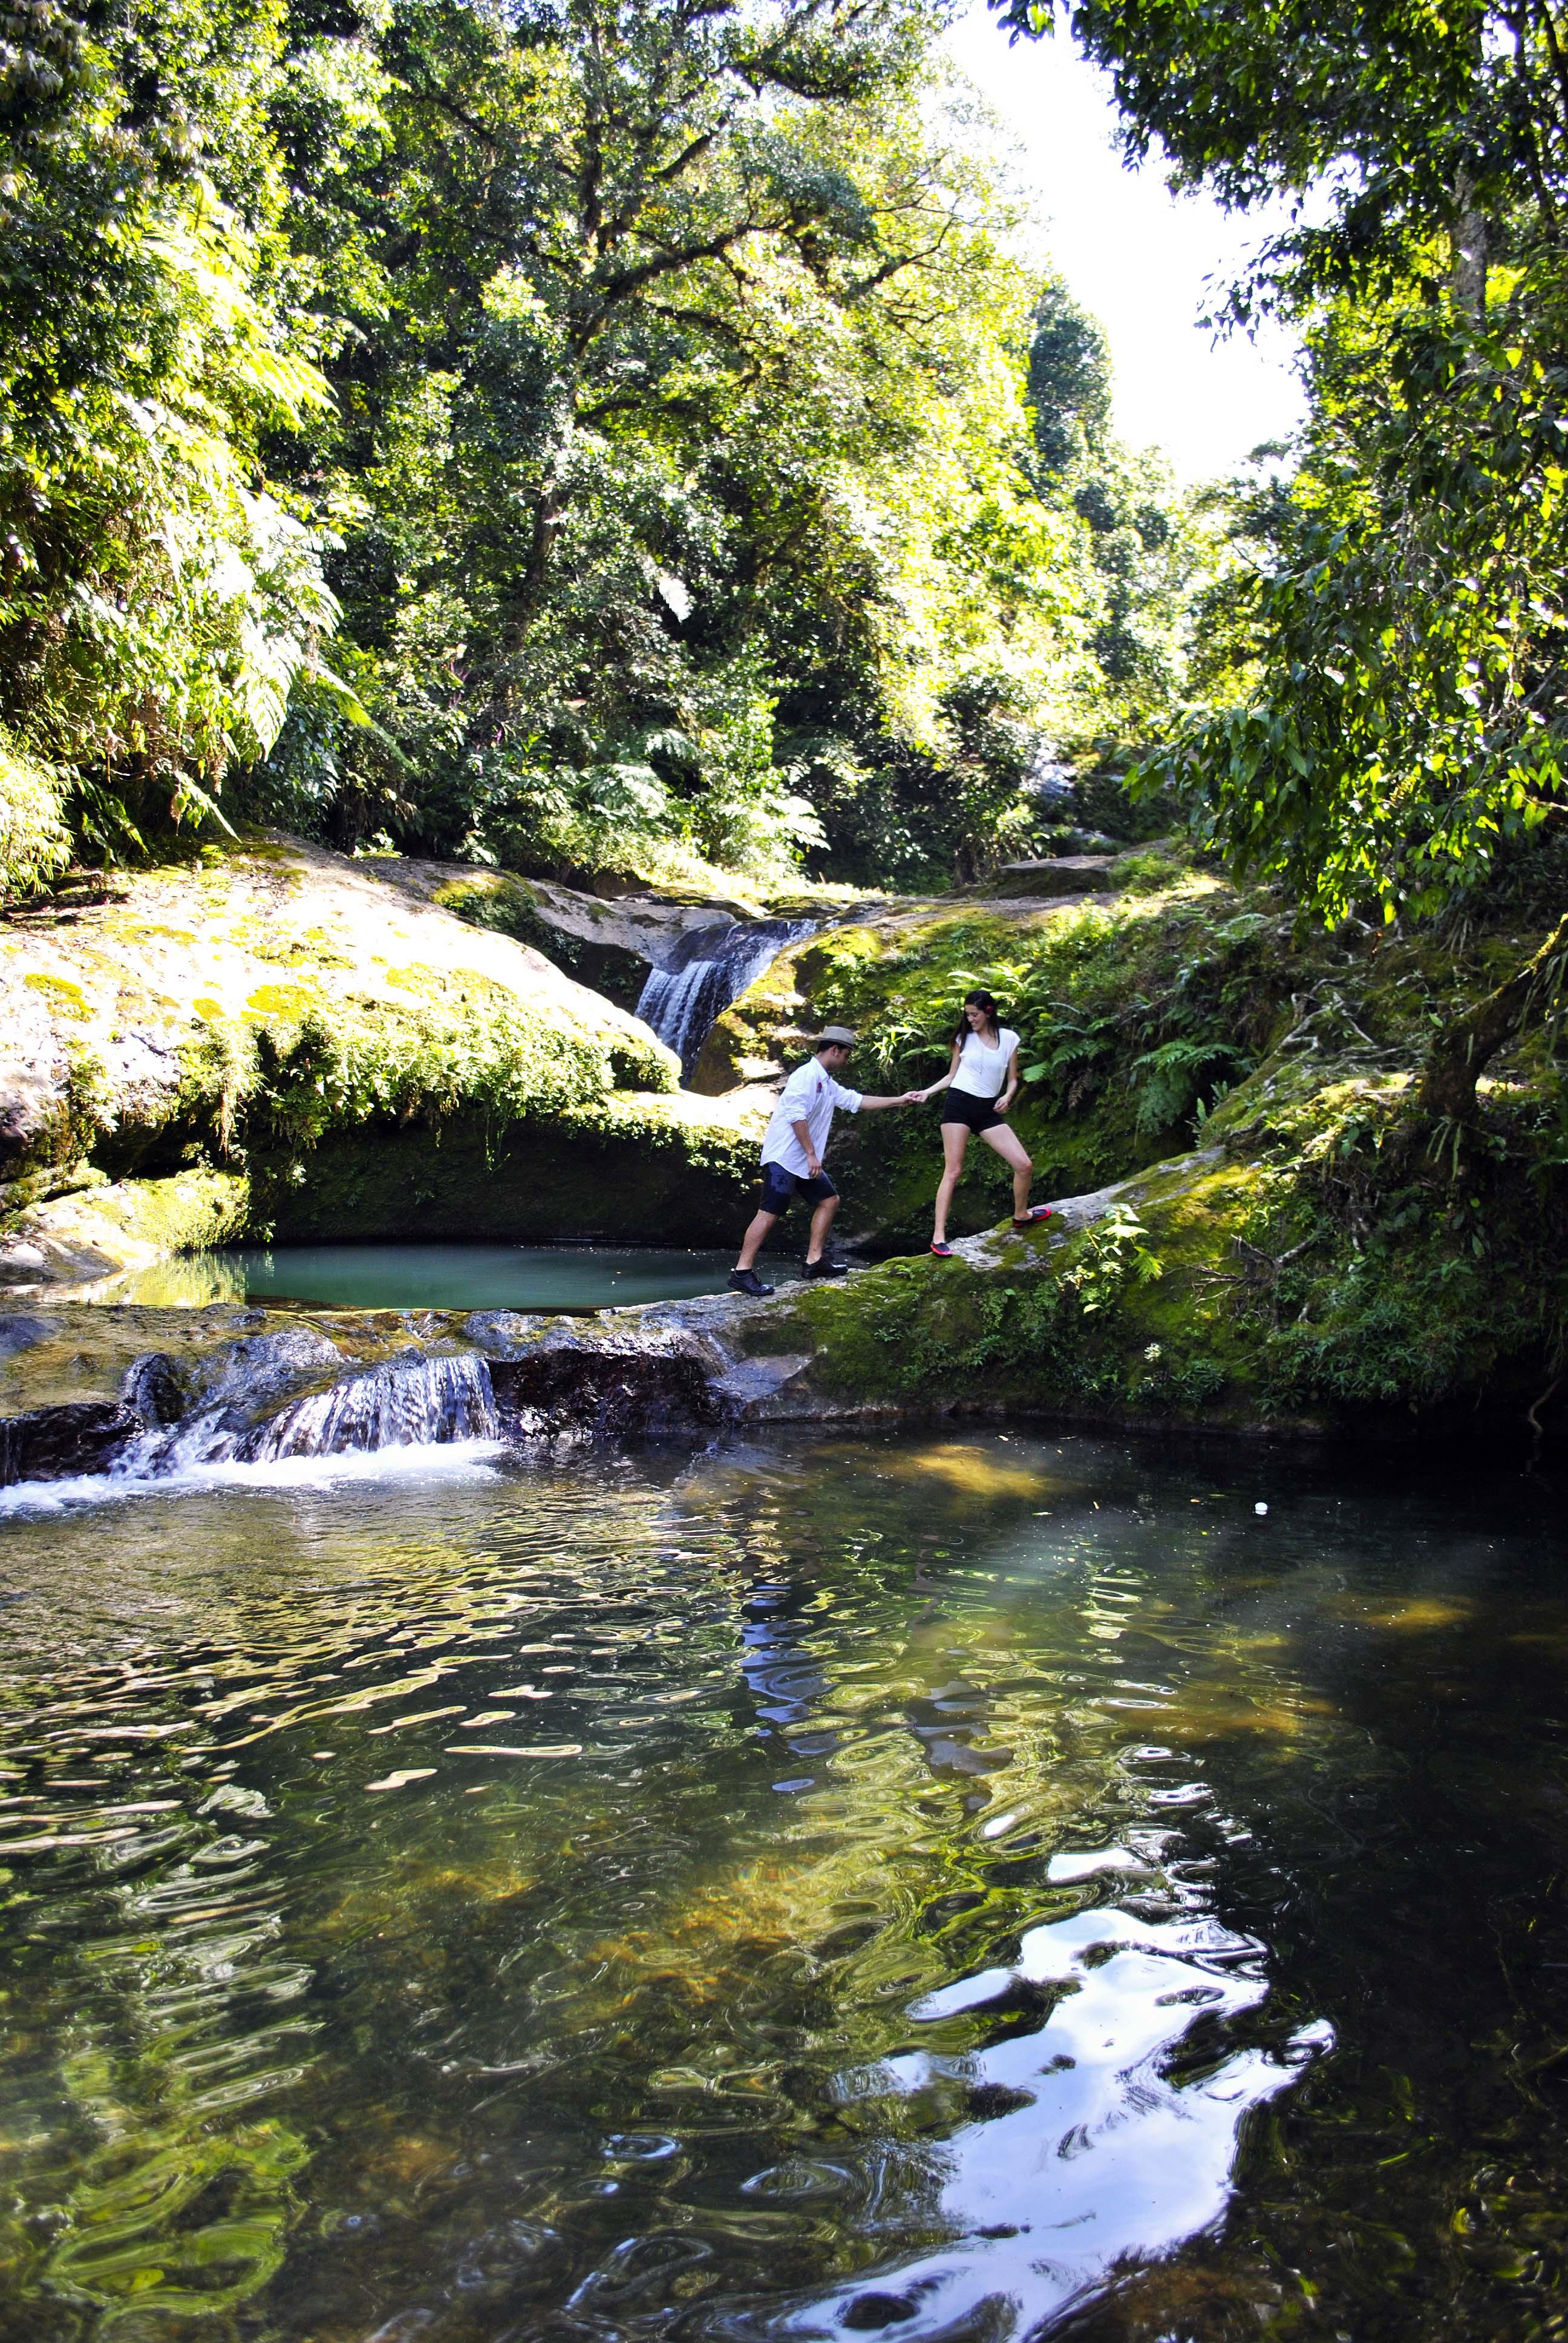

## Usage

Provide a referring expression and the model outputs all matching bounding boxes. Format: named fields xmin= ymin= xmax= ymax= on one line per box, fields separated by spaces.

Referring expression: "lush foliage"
xmin=0 ymin=728 xmax=71 ymax=897
xmin=0 ymin=0 xmax=350 ymax=862
xmin=1165 ymin=281 xmax=1568 ymax=923
xmin=256 ymin=0 xmax=1112 ymax=887
xmin=996 ymin=0 xmax=1568 ymax=927
xmin=1027 ymin=281 xmax=1201 ymax=755
xmin=2 ymin=0 xmax=1217 ymax=897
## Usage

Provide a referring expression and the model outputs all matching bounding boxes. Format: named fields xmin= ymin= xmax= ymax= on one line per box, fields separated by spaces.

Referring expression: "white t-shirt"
xmin=950 ymin=1026 xmax=1019 ymax=1101
xmin=760 ymin=1057 xmax=863 ymax=1175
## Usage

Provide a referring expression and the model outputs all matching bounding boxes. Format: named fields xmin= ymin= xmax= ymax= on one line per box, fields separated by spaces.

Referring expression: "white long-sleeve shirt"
xmin=760 ymin=1057 xmax=863 ymax=1175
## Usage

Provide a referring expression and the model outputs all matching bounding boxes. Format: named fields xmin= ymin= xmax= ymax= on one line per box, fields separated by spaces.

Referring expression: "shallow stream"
xmin=0 ymin=1430 xmax=1564 ymax=2339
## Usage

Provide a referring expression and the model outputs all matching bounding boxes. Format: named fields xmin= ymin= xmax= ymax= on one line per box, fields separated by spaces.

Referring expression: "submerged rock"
xmin=0 ymin=1398 xmax=144 ymax=1483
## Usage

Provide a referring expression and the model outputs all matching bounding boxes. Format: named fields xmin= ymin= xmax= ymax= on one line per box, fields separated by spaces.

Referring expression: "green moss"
xmin=22 ymin=972 xmax=89 ymax=1020
xmin=249 ymin=1092 xmax=756 ymax=1245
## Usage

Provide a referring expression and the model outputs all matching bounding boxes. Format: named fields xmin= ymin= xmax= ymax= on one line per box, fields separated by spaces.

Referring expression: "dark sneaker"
xmin=930 ymin=1240 xmax=954 ymax=1257
xmin=728 ymin=1267 xmax=774 ymax=1297
xmin=803 ymin=1256 xmax=850 ymax=1279
xmin=1012 ymin=1205 xmax=1053 ymax=1228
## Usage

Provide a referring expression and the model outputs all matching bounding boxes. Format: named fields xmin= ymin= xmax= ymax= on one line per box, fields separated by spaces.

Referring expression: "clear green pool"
xmin=73 ymin=1242 xmax=783 ymax=1312
xmin=0 ymin=1429 xmax=1562 ymax=2339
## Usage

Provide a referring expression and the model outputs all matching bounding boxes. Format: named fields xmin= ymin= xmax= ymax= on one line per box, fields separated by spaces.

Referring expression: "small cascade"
xmin=635 ymin=918 xmax=814 ymax=1079
xmin=237 ymin=1351 xmax=498 ymax=1461
xmin=112 ymin=1351 xmax=502 ymax=1481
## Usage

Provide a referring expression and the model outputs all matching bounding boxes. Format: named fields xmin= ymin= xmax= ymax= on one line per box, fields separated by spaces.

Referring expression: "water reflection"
xmin=0 ymin=1435 xmax=1562 ymax=2339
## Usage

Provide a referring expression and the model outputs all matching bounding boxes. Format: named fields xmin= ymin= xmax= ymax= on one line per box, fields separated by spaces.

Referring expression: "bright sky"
xmin=944 ymin=2 xmax=1307 ymax=483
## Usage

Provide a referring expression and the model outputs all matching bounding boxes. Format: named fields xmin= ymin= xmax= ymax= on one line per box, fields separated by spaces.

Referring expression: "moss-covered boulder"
xmin=1 ymin=836 xmax=765 ymax=1284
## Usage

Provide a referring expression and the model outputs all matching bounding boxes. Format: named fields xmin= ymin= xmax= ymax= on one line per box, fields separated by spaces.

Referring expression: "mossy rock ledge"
xmin=0 ymin=836 xmax=766 ymax=1285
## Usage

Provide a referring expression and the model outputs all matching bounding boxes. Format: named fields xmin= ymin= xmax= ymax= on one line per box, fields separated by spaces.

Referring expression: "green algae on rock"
xmin=1 ymin=838 xmax=765 ymax=1284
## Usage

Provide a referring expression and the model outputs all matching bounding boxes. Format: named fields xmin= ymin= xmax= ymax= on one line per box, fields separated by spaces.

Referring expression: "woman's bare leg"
xmin=932 ymin=1122 xmax=969 ymax=1245
xmin=981 ymin=1121 xmax=1034 ymax=1217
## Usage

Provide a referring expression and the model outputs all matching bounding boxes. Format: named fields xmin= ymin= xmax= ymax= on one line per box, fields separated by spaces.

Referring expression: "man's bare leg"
xmin=736 ymin=1208 xmax=779 ymax=1272
xmin=804 ymin=1192 xmax=840 ymax=1265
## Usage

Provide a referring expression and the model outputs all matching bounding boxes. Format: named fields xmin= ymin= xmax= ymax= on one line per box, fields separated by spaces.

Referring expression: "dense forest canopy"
xmin=10 ymin=0 xmax=1568 ymax=955
xmin=1 ymin=0 xmax=1203 ymax=894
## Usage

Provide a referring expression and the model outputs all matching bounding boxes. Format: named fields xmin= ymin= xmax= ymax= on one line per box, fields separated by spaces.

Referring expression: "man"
xmin=729 ymin=1026 xmax=918 ymax=1297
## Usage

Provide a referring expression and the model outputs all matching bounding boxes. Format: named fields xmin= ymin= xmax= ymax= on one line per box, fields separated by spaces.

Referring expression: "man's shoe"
xmin=729 ymin=1267 xmax=774 ymax=1297
xmin=803 ymin=1255 xmax=850 ymax=1279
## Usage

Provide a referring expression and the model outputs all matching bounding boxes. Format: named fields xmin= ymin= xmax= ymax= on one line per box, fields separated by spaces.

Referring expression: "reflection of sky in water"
xmin=0 ymin=1429 xmax=1563 ymax=2339
xmin=735 ymin=1907 xmax=1328 ymax=2339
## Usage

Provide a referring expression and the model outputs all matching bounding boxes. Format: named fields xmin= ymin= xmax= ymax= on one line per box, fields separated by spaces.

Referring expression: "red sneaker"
xmin=930 ymin=1240 xmax=954 ymax=1257
xmin=1012 ymin=1205 xmax=1053 ymax=1228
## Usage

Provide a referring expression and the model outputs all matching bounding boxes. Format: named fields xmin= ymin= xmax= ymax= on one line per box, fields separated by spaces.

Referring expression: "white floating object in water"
xmin=1255 ymin=1501 xmax=1269 ymax=1516
xmin=364 ymin=1769 xmax=437 ymax=1792
xmin=444 ymin=1742 xmax=583 ymax=1758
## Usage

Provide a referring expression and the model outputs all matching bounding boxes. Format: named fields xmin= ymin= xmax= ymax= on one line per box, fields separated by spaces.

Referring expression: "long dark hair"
xmin=953 ymin=989 xmax=1002 ymax=1048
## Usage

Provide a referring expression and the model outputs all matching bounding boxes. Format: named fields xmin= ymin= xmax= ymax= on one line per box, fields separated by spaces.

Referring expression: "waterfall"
xmin=123 ymin=1351 xmax=500 ymax=1478
xmin=635 ymin=919 xmax=814 ymax=1079
xmin=237 ymin=1352 xmax=498 ymax=1461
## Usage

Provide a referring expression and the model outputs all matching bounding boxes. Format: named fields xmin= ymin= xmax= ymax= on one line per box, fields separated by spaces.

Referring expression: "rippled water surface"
xmin=1 ymin=1431 xmax=1566 ymax=2341
xmin=72 ymin=1245 xmax=771 ymax=1312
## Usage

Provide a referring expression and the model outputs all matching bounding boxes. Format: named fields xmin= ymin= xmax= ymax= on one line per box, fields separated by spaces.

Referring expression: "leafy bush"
xmin=0 ymin=730 xmax=71 ymax=900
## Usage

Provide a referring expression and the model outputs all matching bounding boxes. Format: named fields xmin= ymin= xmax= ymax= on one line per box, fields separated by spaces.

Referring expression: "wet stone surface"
xmin=0 ymin=1432 xmax=1563 ymax=2339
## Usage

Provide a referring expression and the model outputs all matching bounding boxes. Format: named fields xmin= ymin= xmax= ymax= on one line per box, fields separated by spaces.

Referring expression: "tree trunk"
xmin=1414 ymin=908 xmax=1568 ymax=1121
xmin=1452 ymin=168 xmax=1488 ymax=316
xmin=524 ymin=481 xmax=568 ymax=604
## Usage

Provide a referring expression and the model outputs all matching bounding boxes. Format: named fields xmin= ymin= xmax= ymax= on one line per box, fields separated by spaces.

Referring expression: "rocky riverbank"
xmin=4 ymin=828 xmax=1566 ymax=1474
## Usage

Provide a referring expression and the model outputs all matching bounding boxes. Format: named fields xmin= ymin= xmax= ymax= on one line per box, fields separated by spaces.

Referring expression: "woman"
xmin=914 ymin=990 xmax=1052 ymax=1257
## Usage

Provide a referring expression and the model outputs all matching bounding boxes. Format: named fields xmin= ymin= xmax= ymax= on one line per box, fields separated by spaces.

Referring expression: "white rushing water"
xmin=0 ymin=1352 xmax=505 ymax=1515
xmin=635 ymin=917 xmax=815 ymax=1076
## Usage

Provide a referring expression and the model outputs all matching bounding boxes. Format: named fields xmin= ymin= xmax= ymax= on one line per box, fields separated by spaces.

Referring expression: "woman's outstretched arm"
xmin=913 ymin=1039 xmax=963 ymax=1105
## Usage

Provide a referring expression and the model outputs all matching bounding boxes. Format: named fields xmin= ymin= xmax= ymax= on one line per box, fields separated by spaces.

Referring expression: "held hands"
xmin=904 ymin=1087 xmax=929 ymax=1105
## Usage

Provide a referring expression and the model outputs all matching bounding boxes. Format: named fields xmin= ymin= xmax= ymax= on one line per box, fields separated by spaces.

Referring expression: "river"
xmin=0 ymin=1429 xmax=1561 ymax=2339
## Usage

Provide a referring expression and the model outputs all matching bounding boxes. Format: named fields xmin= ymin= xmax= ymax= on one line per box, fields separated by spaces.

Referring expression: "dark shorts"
xmin=940 ymin=1089 xmax=1004 ymax=1134
xmin=759 ymin=1163 xmax=838 ymax=1216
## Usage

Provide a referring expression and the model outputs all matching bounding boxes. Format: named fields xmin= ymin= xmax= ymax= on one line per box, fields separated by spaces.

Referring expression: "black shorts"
xmin=759 ymin=1163 xmax=838 ymax=1215
xmin=940 ymin=1090 xmax=1004 ymax=1133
